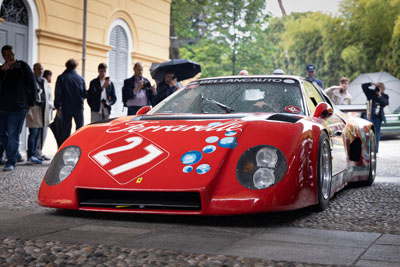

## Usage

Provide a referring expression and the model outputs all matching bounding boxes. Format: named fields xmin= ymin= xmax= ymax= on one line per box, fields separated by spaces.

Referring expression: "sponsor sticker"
xmin=285 ymin=105 xmax=301 ymax=113
xmin=89 ymin=133 xmax=170 ymax=185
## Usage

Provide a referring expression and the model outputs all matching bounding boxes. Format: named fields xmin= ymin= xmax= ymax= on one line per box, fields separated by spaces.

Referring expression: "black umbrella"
xmin=49 ymin=115 xmax=71 ymax=148
xmin=150 ymin=59 xmax=201 ymax=82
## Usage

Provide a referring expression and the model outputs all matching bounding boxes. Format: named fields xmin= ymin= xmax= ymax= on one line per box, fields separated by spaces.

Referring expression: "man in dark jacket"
xmin=54 ymin=59 xmax=86 ymax=141
xmin=0 ymin=45 xmax=37 ymax=171
xmin=87 ymin=63 xmax=117 ymax=122
xmin=122 ymin=62 xmax=156 ymax=115
xmin=305 ymin=64 xmax=324 ymax=89
xmin=153 ymin=69 xmax=182 ymax=105
xmin=362 ymin=82 xmax=389 ymax=153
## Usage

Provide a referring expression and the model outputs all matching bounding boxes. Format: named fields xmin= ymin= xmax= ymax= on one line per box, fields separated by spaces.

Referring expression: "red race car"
xmin=38 ymin=75 xmax=376 ymax=215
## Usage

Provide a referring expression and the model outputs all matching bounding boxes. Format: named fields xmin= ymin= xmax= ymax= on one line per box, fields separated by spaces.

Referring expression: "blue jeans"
xmin=370 ymin=115 xmax=382 ymax=153
xmin=27 ymin=128 xmax=42 ymax=158
xmin=0 ymin=143 xmax=4 ymax=159
xmin=0 ymin=109 xmax=28 ymax=166
xmin=62 ymin=110 xmax=84 ymax=138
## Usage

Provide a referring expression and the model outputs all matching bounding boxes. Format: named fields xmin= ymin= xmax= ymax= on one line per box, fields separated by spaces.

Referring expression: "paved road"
xmin=0 ymin=138 xmax=399 ymax=266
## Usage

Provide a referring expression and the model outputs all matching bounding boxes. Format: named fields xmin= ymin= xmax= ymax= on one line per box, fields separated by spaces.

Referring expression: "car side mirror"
xmin=313 ymin=102 xmax=333 ymax=119
xmin=136 ymin=105 xmax=152 ymax=115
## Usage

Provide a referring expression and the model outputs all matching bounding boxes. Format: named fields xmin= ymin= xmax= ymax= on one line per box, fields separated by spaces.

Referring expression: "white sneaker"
xmin=27 ymin=156 xmax=42 ymax=164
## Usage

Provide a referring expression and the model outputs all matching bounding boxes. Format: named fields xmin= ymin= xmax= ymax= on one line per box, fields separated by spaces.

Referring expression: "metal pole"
xmin=82 ymin=0 xmax=87 ymax=78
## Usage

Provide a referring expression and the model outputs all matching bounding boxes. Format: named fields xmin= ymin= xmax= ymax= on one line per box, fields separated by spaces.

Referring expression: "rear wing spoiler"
xmin=336 ymin=101 xmax=371 ymax=120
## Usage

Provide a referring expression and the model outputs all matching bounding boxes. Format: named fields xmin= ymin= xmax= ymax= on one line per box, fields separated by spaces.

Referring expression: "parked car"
xmin=382 ymin=113 xmax=400 ymax=137
xmin=38 ymin=75 xmax=376 ymax=215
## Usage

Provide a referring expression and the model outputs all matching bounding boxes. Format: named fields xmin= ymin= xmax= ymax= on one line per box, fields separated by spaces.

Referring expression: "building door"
xmin=0 ymin=0 xmax=29 ymax=60
xmin=1 ymin=0 xmax=30 ymax=154
xmin=0 ymin=21 xmax=28 ymax=59
xmin=108 ymin=25 xmax=129 ymax=118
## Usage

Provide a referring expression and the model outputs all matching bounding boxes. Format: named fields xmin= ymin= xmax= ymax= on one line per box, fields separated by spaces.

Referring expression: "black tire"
xmin=363 ymin=130 xmax=377 ymax=186
xmin=315 ymin=131 xmax=332 ymax=211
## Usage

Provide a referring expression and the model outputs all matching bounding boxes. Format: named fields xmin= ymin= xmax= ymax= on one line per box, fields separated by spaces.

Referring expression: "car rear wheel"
xmin=315 ymin=132 xmax=332 ymax=211
xmin=364 ymin=130 xmax=377 ymax=186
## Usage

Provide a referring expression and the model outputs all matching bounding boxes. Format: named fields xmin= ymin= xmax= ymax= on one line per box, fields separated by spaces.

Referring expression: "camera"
xmin=339 ymin=89 xmax=344 ymax=94
xmin=143 ymin=80 xmax=151 ymax=88
xmin=10 ymin=62 xmax=21 ymax=69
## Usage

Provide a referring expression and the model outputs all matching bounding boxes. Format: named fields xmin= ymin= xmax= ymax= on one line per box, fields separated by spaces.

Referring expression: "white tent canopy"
xmin=348 ymin=72 xmax=400 ymax=114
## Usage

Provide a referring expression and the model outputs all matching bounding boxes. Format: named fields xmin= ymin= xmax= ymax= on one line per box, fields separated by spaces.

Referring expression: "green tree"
xmin=171 ymin=0 xmax=274 ymax=77
xmin=340 ymin=0 xmax=400 ymax=76
xmin=172 ymin=0 xmax=400 ymax=83
xmin=266 ymin=0 xmax=400 ymax=85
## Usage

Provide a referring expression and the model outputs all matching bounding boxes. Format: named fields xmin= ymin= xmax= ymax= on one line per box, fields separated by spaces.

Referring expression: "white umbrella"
xmin=348 ymin=72 xmax=400 ymax=114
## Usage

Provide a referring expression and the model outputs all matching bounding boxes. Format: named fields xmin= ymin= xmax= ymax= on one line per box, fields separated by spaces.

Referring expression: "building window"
xmin=0 ymin=0 xmax=28 ymax=25
xmin=109 ymin=25 xmax=129 ymax=116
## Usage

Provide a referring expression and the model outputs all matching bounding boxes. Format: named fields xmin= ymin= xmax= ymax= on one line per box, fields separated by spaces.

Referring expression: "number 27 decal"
xmin=92 ymin=136 xmax=164 ymax=176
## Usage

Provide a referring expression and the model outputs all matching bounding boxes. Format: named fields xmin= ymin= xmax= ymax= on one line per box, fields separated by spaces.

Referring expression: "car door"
xmin=303 ymin=81 xmax=347 ymax=176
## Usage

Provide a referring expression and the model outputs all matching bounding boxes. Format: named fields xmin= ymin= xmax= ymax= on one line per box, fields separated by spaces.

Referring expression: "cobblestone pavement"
xmin=0 ymin=139 xmax=399 ymax=266
xmin=1 ymin=237 xmax=341 ymax=267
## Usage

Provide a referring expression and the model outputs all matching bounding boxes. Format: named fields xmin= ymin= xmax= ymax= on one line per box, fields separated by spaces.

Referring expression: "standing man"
xmin=35 ymin=69 xmax=54 ymax=161
xmin=305 ymin=64 xmax=323 ymax=89
xmin=54 ymin=59 xmax=86 ymax=142
xmin=32 ymin=65 xmax=53 ymax=161
xmin=325 ymin=77 xmax=352 ymax=105
xmin=43 ymin=70 xmax=52 ymax=84
xmin=0 ymin=45 xmax=37 ymax=171
xmin=122 ymin=62 xmax=156 ymax=115
xmin=26 ymin=63 xmax=48 ymax=164
xmin=87 ymin=63 xmax=117 ymax=122
xmin=153 ymin=69 xmax=181 ymax=106
xmin=362 ymin=82 xmax=389 ymax=153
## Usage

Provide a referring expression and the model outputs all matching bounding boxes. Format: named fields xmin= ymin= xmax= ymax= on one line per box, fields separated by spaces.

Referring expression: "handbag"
xmin=26 ymin=105 xmax=43 ymax=128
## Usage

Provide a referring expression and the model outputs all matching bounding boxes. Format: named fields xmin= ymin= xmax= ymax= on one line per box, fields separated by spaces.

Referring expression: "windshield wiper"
xmin=200 ymin=94 xmax=235 ymax=113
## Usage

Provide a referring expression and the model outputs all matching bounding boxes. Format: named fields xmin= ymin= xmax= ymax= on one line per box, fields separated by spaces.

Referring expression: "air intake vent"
xmin=78 ymin=189 xmax=201 ymax=211
xmin=267 ymin=114 xmax=301 ymax=123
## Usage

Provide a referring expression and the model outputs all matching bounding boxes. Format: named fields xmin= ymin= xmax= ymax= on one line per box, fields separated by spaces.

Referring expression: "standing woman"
xmin=361 ymin=82 xmax=389 ymax=153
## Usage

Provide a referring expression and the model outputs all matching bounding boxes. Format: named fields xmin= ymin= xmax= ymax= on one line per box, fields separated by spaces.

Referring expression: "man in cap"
xmin=305 ymin=64 xmax=323 ymax=88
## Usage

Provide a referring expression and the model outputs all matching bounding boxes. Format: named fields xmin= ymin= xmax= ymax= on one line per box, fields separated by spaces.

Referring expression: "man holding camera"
xmin=87 ymin=63 xmax=117 ymax=122
xmin=0 ymin=45 xmax=37 ymax=171
xmin=153 ymin=69 xmax=182 ymax=106
xmin=122 ymin=62 xmax=157 ymax=115
xmin=362 ymin=82 xmax=389 ymax=153
xmin=325 ymin=77 xmax=352 ymax=105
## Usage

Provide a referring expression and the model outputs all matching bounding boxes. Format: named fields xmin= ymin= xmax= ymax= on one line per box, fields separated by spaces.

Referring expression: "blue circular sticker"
xmin=206 ymin=136 xmax=219 ymax=143
xmin=181 ymin=151 xmax=202 ymax=165
xmin=225 ymin=131 xmax=237 ymax=136
xmin=218 ymin=137 xmax=237 ymax=149
xmin=203 ymin=145 xmax=216 ymax=154
xmin=183 ymin=166 xmax=193 ymax=173
xmin=196 ymin=164 xmax=210 ymax=174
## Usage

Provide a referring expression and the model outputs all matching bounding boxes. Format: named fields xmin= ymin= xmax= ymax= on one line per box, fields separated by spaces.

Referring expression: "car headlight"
xmin=44 ymin=146 xmax=81 ymax=185
xmin=236 ymin=145 xmax=287 ymax=190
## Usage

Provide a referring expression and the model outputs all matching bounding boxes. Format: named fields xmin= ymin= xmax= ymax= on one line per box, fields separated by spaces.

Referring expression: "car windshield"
xmin=149 ymin=77 xmax=305 ymax=115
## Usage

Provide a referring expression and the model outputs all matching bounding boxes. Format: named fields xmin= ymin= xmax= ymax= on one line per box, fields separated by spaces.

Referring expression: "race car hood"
xmin=66 ymin=113 xmax=302 ymax=190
